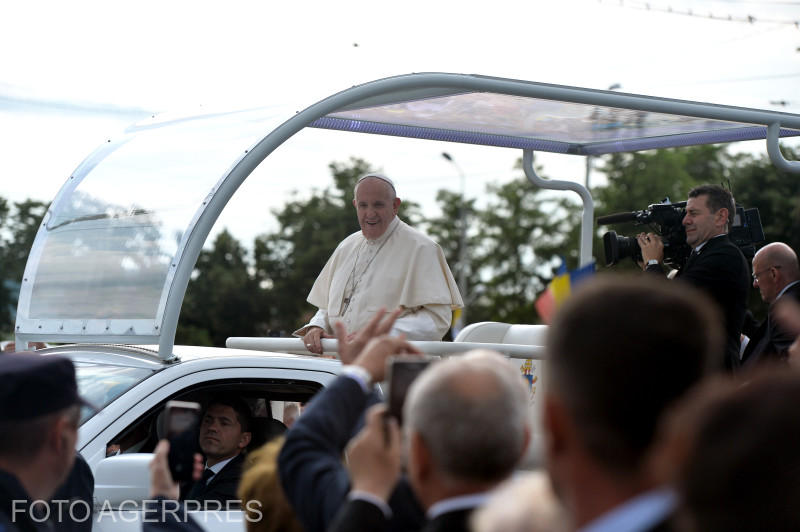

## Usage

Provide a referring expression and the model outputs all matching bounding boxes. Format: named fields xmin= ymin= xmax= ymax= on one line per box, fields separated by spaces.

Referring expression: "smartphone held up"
xmin=164 ymin=400 xmax=201 ymax=482
xmin=387 ymin=356 xmax=432 ymax=425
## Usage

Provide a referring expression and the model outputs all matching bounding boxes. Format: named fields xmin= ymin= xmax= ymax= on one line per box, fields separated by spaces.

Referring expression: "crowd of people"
xmin=1 ymin=178 xmax=800 ymax=531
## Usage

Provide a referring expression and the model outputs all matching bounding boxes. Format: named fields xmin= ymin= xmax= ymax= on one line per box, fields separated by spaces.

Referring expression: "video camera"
xmin=599 ymin=198 xmax=764 ymax=269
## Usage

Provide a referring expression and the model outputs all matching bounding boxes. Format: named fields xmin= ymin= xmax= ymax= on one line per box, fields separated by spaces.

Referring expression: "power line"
xmin=715 ymin=1 xmax=800 ymax=5
xmin=664 ymin=72 xmax=800 ymax=85
xmin=598 ymin=0 xmax=800 ymax=27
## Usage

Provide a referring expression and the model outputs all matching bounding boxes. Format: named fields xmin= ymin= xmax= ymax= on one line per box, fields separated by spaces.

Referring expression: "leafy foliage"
xmin=467 ymin=176 xmax=580 ymax=324
xmin=729 ymin=147 xmax=800 ymax=252
xmin=0 ymin=199 xmax=48 ymax=336
xmin=177 ymin=229 xmax=262 ymax=346
xmin=4 ymin=145 xmax=798 ymax=342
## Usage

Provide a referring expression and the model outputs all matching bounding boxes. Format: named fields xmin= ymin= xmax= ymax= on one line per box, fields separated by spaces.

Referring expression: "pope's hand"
xmin=303 ymin=326 xmax=332 ymax=355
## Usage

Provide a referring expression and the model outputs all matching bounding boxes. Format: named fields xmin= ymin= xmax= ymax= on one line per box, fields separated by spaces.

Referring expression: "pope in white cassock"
xmin=294 ymin=173 xmax=464 ymax=354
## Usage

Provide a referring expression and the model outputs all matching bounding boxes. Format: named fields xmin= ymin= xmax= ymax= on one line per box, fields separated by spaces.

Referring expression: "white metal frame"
xmin=15 ymin=73 xmax=800 ymax=357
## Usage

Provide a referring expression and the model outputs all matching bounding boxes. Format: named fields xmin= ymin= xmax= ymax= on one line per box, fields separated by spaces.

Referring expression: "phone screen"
xmin=387 ymin=358 xmax=431 ymax=425
xmin=164 ymin=400 xmax=201 ymax=482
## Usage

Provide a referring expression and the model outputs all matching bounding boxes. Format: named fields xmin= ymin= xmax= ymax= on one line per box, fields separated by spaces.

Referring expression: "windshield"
xmin=75 ymin=362 xmax=154 ymax=423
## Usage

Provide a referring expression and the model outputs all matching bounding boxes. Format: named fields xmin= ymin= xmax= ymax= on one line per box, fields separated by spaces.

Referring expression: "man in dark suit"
xmin=543 ymin=276 xmax=722 ymax=532
xmin=741 ymin=242 xmax=800 ymax=367
xmin=327 ymin=349 xmax=530 ymax=532
xmin=278 ymin=309 xmax=426 ymax=532
xmin=0 ymin=354 xmax=93 ymax=532
xmin=50 ymin=453 xmax=94 ymax=532
xmin=639 ymin=184 xmax=750 ymax=371
xmin=183 ymin=395 xmax=251 ymax=505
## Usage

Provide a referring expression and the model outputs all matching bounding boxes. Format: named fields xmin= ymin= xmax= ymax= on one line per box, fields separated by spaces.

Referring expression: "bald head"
xmin=752 ymin=243 xmax=800 ymax=304
xmin=754 ymin=243 xmax=800 ymax=277
xmin=404 ymin=350 xmax=529 ymax=485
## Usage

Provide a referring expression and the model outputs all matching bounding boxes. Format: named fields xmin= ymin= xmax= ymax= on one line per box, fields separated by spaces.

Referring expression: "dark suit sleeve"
xmin=277 ymin=376 xmax=373 ymax=532
xmin=279 ymin=376 xmax=425 ymax=532
xmin=767 ymin=285 xmax=800 ymax=360
xmin=328 ymin=499 xmax=390 ymax=532
xmin=741 ymin=310 xmax=759 ymax=338
xmin=50 ymin=453 xmax=94 ymax=532
xmin=674 ymin=239 xmax=750 ymax=371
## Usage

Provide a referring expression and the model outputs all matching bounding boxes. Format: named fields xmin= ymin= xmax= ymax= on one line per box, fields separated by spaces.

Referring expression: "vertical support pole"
xmin=522 ymin=150 xmax=594 ymax=267
xmin=767 ymin=123 xmax=800 ymax=174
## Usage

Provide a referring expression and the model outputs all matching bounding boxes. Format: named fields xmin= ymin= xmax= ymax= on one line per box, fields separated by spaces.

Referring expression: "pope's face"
xmin=353 ymin=178 xmax=400 ymax=240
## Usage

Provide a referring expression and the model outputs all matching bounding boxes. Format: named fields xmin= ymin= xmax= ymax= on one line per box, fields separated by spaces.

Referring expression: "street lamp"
xmin=441 ymin=152 xmax=468 ymax=330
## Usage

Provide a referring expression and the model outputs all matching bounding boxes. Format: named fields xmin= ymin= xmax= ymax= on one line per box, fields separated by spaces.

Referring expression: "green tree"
xmin=596 ymin=145 xmax=732 ymax=215
xmin=0 ymin=197 xmax=11 ymax=334
xmin=468 ymin=172 xmax=581 ymax=325
xmin=0 ymin=199 xmax=48 ymax=335
xmin=0 ymin=199 xmax=49 ymax=281
xmin=422 ymin=189 xmax=478 ymax=310
xmin=729 ymin=147 xmax=800 ymax=253
xmin=177 ymin=229 xmax=261 ymax=346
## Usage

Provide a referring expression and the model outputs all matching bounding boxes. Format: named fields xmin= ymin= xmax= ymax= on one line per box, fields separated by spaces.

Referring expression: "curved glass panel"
xmin=317 ymin=91 xmax=800 ymax=154
xmin=76 ymin=362 xmax=155 ymax=424
xmin=21 ymin=106 xmax=289 ymax=325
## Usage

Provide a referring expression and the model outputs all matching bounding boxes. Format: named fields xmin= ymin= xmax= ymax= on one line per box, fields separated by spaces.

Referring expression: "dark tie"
xmin=186 ymin=468 xmax=215 ymax=499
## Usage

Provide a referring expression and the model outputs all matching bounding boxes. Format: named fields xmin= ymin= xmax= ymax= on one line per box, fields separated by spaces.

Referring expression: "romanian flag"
xmin=534 ymin=260 xmax=595 ymax=324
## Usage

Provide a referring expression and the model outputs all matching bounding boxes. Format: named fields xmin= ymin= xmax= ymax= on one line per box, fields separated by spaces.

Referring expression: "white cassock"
xmin=294 ymin=217 xmax=463 ymax=340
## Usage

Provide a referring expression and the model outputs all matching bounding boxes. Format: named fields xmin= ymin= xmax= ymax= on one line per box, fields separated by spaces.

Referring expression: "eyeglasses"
xmin=752 ymin=265 xmax=781 ymax=282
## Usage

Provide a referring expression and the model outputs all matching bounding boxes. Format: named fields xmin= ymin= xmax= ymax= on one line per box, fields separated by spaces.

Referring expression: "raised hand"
xmin=344 ymin=404 xmax=402 ymax=502
xmin=335 ymin=307 xmax=403 ymax=365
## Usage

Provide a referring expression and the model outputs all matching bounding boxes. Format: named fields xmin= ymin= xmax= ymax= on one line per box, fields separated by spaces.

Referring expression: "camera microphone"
xmin=597 ymin=212 xmax=639 ymax=225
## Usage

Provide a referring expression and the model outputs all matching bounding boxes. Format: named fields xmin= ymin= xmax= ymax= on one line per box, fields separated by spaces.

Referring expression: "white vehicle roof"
xmin=16 ymin=73 xmax=800 ymax=359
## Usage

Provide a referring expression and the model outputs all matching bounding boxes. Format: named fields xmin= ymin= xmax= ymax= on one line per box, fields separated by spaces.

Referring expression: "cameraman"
xmin=638 ymin=185 xmax=750 ymax=372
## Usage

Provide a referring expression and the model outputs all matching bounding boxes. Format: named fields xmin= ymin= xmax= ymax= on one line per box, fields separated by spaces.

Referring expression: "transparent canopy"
xmin=15 ymin=73 xmax=800 ymax=353
xmin=312 ymin=85 xmax=800 ymax=154
xmin=17 ymin=107 xmax=288 ymax=343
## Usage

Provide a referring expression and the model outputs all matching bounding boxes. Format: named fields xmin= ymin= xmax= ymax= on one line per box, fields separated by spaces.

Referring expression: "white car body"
xmin=40 ymin=344 xmax=340 ymax=531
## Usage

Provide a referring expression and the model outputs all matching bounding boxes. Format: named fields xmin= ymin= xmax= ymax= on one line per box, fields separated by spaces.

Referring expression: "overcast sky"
xmin=1 ymin=0 xmax=798 ymax=246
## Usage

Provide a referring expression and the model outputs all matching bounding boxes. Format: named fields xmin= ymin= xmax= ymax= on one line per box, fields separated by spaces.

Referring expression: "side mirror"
xmin=93 ymin=453 xmax=152 ymax=508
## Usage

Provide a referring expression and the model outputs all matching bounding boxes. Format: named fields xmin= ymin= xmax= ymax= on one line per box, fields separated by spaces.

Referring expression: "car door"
xmin=85 ymin=364 xmax=337 ymax=531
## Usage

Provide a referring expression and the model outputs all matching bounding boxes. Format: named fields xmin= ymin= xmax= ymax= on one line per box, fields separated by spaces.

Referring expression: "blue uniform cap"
xmin=0 ymin=353 xmax=95 ymax=421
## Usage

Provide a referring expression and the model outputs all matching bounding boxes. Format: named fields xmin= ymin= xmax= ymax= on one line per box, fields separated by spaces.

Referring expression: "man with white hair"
xmin=328 ymin=349 xmax=531 ymax=532
xmin=295 ymin=173 xmax=463 ymax=354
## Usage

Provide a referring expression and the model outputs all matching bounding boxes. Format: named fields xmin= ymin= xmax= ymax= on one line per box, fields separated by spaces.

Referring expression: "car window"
xmin=75 ymin=362 xmax=155 ymax=423
xmin=104 ymin=378 xmax=322 ymax=457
